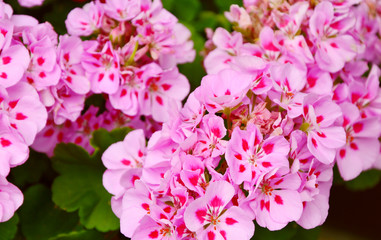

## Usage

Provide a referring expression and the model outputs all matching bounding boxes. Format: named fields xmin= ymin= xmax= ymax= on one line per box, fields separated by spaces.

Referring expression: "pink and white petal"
xmin=219 ymin=206 xmax=255 ymax=240
xmin=307 ymin=132 xmax=336 ymax=164
xmin=262 ymin=136 xmax=290 ymax=157
xmin=151 ymin=94 xmax=171 ymax=122
xmin=0 ymin=149 xmax=11 ymax=177
xmin=0 ymin=133 xmax=29 ymax=167
xmin=317 ymin=127 xmax=346 ymax=149
xmin=184 ymin=197 xmax=208 ymax=232
xmin=160 ymin=72 xmax=190 ymax=101
xmin=130 ymin=216 xmax=163 ymax=240
xmin=352 ymin=118 xmax=381 ymax=139
xmin=337 ymin=139 xmax=379 ymax=181
xmin=269 ymin=190 xmax=303 ymax=224
xmin=102 ymin=169 xmax=127 ymax=197
xmin=204 ymin=181 xmax=235 ymax=209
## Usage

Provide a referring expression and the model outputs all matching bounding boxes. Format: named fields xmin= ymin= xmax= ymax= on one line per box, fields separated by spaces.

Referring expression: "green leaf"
xmin=162 ymin=0 xmax=175 ymax=11
xmin=90 ymin=127 xmax=131 ymax=155
xmin=252 ymin=223 xmax=298 ymax=240
xmin=345 ymin=169 xmax=381 ymax=191
xmin=172 ymin=0 xmax=201 ymax=22
xmin=9 ymin=149 xmax=54 ymax=188
xmin=214 ymin=0 xmax=243 ymax=12
xmin=49 ymin=230 xmax=104 ymax=240
xmin=51 ymin=128 xmax=130 ymax=232
xmin=51 ymin=143 xmax=119 ymax=232
xmin=0 ymin=214 xmax=19 ymax=240
xmin=18 ymin=185 xmax=79 ymax=240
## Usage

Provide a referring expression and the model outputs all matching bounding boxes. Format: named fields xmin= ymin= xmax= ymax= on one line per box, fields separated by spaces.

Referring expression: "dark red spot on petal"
xmin=330 ymin=42 xmax=338 ymax=48
xmin=120 ymin=89 xmax=127 ymax=97
xmin=211 ymin=127 xmax=221 ymax=138
xmin=148 ymin=230 xmax=159 ymax=239
xmin=353 ymin=122 xmax=363 ymax=133
xmin=121 ymin=159 xmax=131 ymax=166
xmin=225 ymin=217 xmax=238 ymax=225
xmin=66 ymin=76 xmax=72 ymax=83
xmin=220 ymin=230 xmax=227 ymax=240
xmin=8 ymin=100 xmax=18 ymax=109
xmin=210 ymin=196 xmax=224 ymax=207
xmin=37 ymin=57 xmax=45 ymax=66
xmin=339 ymin=149 xmax=346 ymax=158
xmin=225 ymin=89 xmax=231 ymax=95
xmin=2 ymin=56 xmax=11 ymax=65
xmin=98 ymin=73 xmax=104 ymax=82
xmin=109 ymin=73 xmax=115 ymax=81
xmin=63 ymin=53 xmax=70 ymax=62
xmin=16 ymin=113 xmax=27 ymax=120
xmin=263 ymin=143 xmax=274 ymax=154
xmin=262 ymin=162 xmax=272 ymax=168
xmin=156 ymin=96 xmax=163 ymax=105
xmin=239 ymin=164 xmax=246 ymax=172
xmin=316 ymin=115 xmax=324 ymax=124
xmin=142 ymin=203 xmax=150 ymax=211
xmin=311 ymin=138 xmax=318 ymax=148
xmin=189 ymin=175 xmax=198 ymax=186
xmin=274 ymin=179 xmax=283 ymax=185
xmin=350 ymin=143 xmax=358 ymax=150
xmin=196 ymin=209 xmax=207 ymax=223
xmin=0 ymin=138 xmax=11 ymax=147
xmin=39 ymin=72 xmax=46 ymax=78
xmin=164 ymin=206 xmax=171 ymax=213
xmin=207 ymin=231 xmax=216 ymax=240
xmin=317 ymin=132 xmax=326 ymax=138
xmin=138 ymin=150 xmax=143 ymax=158
xmin=274 ymin=195 xmax=283 ymax=205
xmin=0 ymin=72 xmax=7 ymax=79
xmin=351 ymin=93 xmax=361 ymax=103
xmin=242 ymin=139 xmax=249 ymax=152
xmin=234 ymin=153 xmax=242 ymax=160
xmin=74 ymin=136 xmax=83 ymax=144
xmin=162 ymin=84 xmax=171 ymax=91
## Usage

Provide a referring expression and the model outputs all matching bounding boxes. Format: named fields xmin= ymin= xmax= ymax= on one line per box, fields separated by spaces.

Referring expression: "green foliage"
xmin=0 ymin=215 xmax=19 ymax=240
xmin=172 ymin=0 xmax=201 ymax=22
xmin=51 ymin=127 xmax=130 ymax=232
xmin=49 ymin=230 xmax=104 ymax=240
xmin=51 ymin=143 xmax=119 ymax=232
xmin=252 ymin=223 xmax=320 ymax=240
xmin=214 ymin=0 xmax=243 ymax=12
xmin=345 ymin=169 xmax=381 ymax=191
xmin=18 ymin=185 xmax=79 ymax=240
xmin=9 ymin=150 xmax=55 ymax=188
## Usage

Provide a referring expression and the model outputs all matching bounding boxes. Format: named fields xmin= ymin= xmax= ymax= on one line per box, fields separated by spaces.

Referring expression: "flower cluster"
xmin=1 ymin=0 xmax=194 ymax=223
xmin=0 ymin=0 xmax=47 ymax=222
xmin=32 ymin=0 xmax=194 ymax=156
xmin=102 ymin=0 xmax=381 ymax=239
xmin=65 ymin=0 xmax=194 ymax=122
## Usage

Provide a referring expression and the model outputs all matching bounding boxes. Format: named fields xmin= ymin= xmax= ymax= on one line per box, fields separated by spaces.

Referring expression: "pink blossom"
xmin=17 ymin=0 xmax=44 ymax=8
xmin=65 ymin=2 xmax=103 ymax=36
xmin=184 ymin=181 xmax=254 ymax=240
xmin=0 ymin=176 xmax=23 ymax=222
xmin=249 ymin=168 xmax=303 ymax=230
xmin=226 ymin=123 xmax=289 ymax=185
xmin=195 ymin=69 xmax=252 ymax=114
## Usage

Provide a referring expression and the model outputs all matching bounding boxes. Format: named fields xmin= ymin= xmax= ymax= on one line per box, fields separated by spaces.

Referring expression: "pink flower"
xmin=138 ymin=63 xmax=189 ymax=122
xmin=102 ymin=129 xmax=146 ymax=198
xmin=82 ymin=41 xmax=120 ymax=94
xmin=301 ymin=95 xmax=346 ymax=164
xmin=65 ymin=2 xmax=103 ymax=36
xmin=226 ymin=123 xmax=290 ymax=185
xmin=184 ymin=180 xmax=254 ymax=240
xmin=195 ymin=68 xmax=252 ymax=114
xmin=249 ymin=168 xmax=303 ymax=230
xmin=17 ymin=0 xmax=44 ymax=8
xmin=0 ymin=176 xmax=23 ymax=222
xmin=309 ymin=1 xmax=358 ymax=72
xmin=336 ymin=102 xmax=381 ymax=180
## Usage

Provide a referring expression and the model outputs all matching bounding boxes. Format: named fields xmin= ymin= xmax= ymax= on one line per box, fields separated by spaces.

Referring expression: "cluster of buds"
xmin=102 ymin=0 xmax=381 ymax=239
